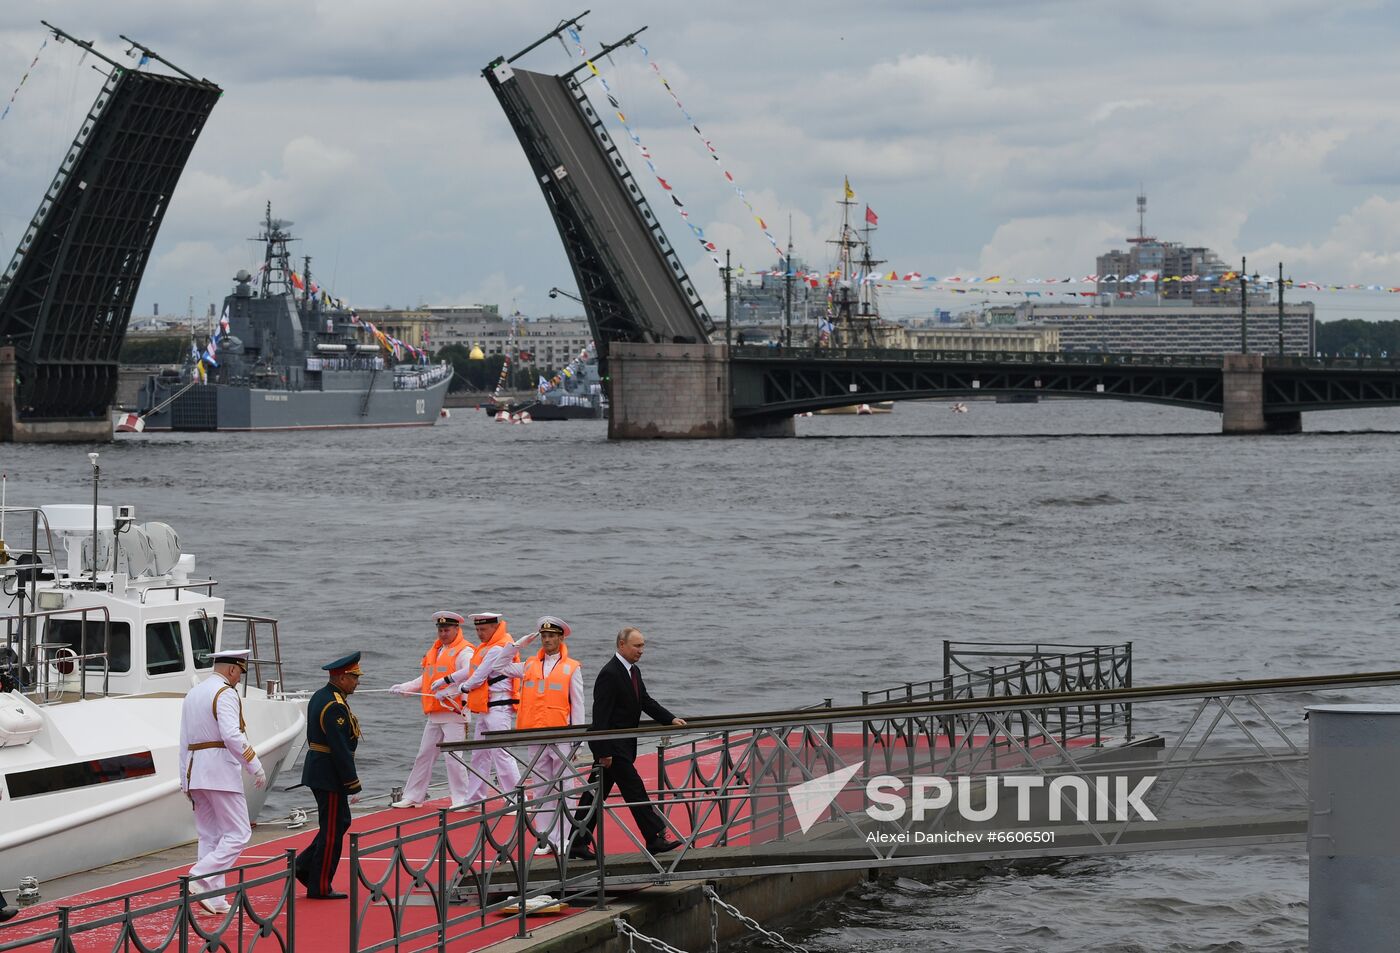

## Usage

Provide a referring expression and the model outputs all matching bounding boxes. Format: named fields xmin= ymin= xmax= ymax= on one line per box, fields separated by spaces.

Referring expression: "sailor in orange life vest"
xmin=387 ymin=611 xmax=473 ymax=808
xmin=177 ymin=649 xmax=267 ymax=916
xmin=432 ymin=611 xmax=522 ymax=806
xmin=497 ymin=616 xmax=584 ymax=855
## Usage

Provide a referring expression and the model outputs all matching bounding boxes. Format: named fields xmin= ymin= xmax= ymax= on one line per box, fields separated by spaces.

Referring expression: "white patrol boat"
xmin=0 ymin=477 xmax=307 ymax=884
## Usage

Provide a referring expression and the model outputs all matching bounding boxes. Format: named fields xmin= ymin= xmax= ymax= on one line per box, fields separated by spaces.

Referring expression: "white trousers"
xmin=460 ymin=707 xmax=521 ymax=804
xmin=188 ymin=788 xmax=252 ymax=895
xmin=401 ymin=717 xmax=470 ymax=804
xmin=525 ymin=743 xmax=578 ymax=849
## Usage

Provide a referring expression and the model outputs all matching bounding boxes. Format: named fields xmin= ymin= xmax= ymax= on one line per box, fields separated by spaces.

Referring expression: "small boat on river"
xmin=0 ymin=485 xmax=307 ymax=883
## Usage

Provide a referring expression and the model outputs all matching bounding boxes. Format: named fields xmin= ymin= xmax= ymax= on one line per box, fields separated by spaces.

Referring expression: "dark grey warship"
xmin=135 ymin=208 xmax=449 ymax=431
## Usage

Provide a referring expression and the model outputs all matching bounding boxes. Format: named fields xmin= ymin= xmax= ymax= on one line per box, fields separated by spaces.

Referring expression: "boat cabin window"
xmin=145 ymin=621 xmax=185 ymax=676
xmin=189 ymin=615 xmax=217 ymax=670
xmin=6 ymin=751 xmax=156 ymax=799
xmin=46 ymin=620 xmax=131 ymax=673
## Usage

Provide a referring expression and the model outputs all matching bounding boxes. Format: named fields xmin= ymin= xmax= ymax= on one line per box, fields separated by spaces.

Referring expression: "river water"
xmin=5 ymin=398 xmax=1399 ymax=951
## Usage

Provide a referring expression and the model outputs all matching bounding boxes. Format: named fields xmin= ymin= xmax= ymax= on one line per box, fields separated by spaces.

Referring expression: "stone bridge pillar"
xmin=608 ymin=342 xmax=793 ymax=439
xmin=1221 ymin=353 xmax=1301 ymax=434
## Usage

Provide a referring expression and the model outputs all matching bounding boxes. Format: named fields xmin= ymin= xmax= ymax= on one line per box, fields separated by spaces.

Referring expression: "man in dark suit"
xmin=571 ymin=627 xmax=686 ymax=859
xmin=295 ymin=652 xmax=363 ymax=899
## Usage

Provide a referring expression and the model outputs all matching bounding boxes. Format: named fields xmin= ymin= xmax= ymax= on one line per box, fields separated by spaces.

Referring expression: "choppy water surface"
xmin=6 ymin=399 xmax=1400 ymax=951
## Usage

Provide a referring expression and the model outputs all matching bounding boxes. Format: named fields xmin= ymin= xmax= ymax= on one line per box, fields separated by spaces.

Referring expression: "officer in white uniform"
xmin=387 ymin=611 xmax=473 ymax=808
xmin=178 ymin=649 xmax=267 ymax=916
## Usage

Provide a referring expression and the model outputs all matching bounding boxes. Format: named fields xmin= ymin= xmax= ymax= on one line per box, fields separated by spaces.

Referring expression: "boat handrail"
xmin=138 ymin=579 xmax=218 ymax=603
xmin=3 ymin=604 xmax=114 ymax=701
xmin=223 ymin=611 xmax=286 ymax=697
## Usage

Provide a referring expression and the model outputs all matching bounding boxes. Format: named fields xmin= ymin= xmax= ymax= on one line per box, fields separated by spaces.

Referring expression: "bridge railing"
xmin=730 ymin=344 xmax=1226 ymax=368
xmin=0 ymin=852 xmax=296 ymax=953
xmin=1265 ymin=354 xmax=1400 ymax=370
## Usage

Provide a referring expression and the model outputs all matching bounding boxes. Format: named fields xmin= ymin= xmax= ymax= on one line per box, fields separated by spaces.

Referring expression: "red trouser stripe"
xmin=319 ymin=795 xmax=337 ymax=893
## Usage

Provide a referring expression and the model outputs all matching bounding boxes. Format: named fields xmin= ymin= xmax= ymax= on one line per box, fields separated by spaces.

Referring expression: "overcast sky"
xmin=4 ymin=0 xmax=1400 ymax=326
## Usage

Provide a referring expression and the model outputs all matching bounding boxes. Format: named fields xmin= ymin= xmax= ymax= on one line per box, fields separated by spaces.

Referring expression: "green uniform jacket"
xmin=302 ymin=682 xmax=362 ymax=794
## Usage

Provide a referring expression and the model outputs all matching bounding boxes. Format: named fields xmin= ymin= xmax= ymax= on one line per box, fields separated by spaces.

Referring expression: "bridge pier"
xmin=609 ymin=342 xmax=793 ymax=439
xmin=0 ymin=347 xmax=113 ymax=443
xmin=1221 ymin=353 xmax=1301 ymax=434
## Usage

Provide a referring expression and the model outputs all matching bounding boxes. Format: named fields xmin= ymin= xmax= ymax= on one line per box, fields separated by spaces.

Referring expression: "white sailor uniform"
xmin=455 ymin=641 xmax=523 ymax=803
xmin=179 ymin=672 xmax=265 ymax=906
xmin=390 ymin=649 xmax=473 ymax=805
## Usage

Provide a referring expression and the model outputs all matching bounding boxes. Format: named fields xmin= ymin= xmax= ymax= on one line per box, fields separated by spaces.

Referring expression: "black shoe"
xmin=0 ymin=906 xmax=18 ymax=923
xmin=306 ymin=890 xmax=348 ymax=900
xmin=567 ymin=844 xmax=596 ymax=861
xmin=646 ymin=837 xmax=682 ymax=854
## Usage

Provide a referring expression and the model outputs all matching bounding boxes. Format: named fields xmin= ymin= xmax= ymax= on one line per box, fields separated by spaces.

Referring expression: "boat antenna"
xmin=87 ymin=452 xmax=99 ymax=582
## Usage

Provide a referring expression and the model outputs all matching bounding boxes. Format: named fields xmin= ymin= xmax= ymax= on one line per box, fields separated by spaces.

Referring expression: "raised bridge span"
xmin=485 ymin=19 xmax=1400 ymax=438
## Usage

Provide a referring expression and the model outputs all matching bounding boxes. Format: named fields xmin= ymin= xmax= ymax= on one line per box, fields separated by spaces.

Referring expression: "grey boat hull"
xmin=139 ymin=373 xmax=450 ymax=431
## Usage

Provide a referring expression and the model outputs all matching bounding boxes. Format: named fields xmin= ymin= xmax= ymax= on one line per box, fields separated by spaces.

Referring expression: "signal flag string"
xmin=636 ymin=42 xmax=785 ymax=264
xmin=564 ymin=27 xmax=722 ymax=273
xmin=1 ymin=37 xmax=48 ymax=122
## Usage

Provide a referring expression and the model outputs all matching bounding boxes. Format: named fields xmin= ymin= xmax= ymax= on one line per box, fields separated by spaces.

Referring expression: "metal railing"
xmin=436 ymin=668 xmax=1400 ymax=887
xmin=729 ymin=345 xmax=1228 ymax=368
xmin=349 ymin=783 xmax=605 ymax=953
xmin=0 ymin=852 xmax=296 ymax=953
xmin=224 ymin=612 xmax=287 ymax=697
xmin=857 ymin=641 xmax=1133 ymax=775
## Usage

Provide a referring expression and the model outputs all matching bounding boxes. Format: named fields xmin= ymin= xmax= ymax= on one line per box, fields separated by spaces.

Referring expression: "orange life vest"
xmin=466 ymin=622 xmax=519 ymax=714
xmin=421 ymin=632 xmax=469 ymax=715
xmin=517 ymin=645 xmax=580 ymax=730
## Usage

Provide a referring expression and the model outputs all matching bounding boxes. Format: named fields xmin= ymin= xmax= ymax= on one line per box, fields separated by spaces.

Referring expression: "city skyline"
xmin=3 ymin=1 xmax=1400 ymax=326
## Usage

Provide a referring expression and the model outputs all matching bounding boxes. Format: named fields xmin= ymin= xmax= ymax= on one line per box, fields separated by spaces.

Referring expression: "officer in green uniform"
xmin=294 ymin=652 xmax=363 ymax=899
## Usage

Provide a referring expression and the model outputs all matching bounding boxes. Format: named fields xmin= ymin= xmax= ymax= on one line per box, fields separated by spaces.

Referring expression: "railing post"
xmin=285 ymin=849 xmax=297 ymax=953
xmin=439 ymin=810 xmax=449 ymax=953
xmin=177 ymin=875 xmax=190 ymax=953
xmin=515 ymin=785 xmax=529 ymax=939
xmin=594 ymin=776 xmax=608 ymax=910
xmin=349 ymin=832 xmax=360 ymax=953
xmin=1125 ymin=642 xmax=1134 ymax=741
xmin=56 ymin=906 xmax=72 ymax=951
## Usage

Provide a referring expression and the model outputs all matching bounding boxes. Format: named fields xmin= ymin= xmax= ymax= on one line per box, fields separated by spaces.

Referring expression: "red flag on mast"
xmin=865 ymin=206 xmax=879 ymax=226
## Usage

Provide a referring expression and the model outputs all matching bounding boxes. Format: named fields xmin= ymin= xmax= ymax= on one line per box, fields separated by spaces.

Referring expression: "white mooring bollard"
xmin=1308 ymin=704 xmax=1400 ymax=952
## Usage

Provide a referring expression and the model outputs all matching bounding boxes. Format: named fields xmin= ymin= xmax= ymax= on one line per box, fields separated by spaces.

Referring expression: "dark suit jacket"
xmin=588 ymin=656 xmax=675 ymax=762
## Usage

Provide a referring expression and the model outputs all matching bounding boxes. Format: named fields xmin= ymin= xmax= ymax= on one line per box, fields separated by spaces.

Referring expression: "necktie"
xmin=631 ymin=665 xmax=640 ymax=697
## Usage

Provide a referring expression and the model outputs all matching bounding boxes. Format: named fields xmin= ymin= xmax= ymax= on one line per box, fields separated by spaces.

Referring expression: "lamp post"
xmin=723 ymin=250 xmax=733 ymax=347
xmin=87 ymin=452 xmax=99 ymax=582
xmin=1239 ymin=256 xmax=1248 ymax=354
xmin=1277 ymin=261 xmax=1285 ymax=357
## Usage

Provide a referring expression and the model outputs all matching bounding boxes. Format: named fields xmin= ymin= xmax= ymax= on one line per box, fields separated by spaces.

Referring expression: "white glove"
xmin=253 ymin=768 xmax=268 ymax=790
xmin=429 ymin=676 xmax=452 ymax=692
xmin=435 ymin=688 xmax=458 ymax=704
xmin=389 ymin=683 xmax=411 ymax=697
xmin=515 ymin=631 xmax=538 ymax=650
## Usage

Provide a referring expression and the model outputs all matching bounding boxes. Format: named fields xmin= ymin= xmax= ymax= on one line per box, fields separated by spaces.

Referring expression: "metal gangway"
xmin=335 ymin=641 xmax=1397 ymax=953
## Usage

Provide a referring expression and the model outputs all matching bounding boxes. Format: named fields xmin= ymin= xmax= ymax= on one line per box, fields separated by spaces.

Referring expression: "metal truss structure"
xmin=1264 ymin=356 xmax=1400 ymax=410
xmin=727 ymin=346 xmax=1400 ymax=418
xmin=0 ymin=32 xmax=220 ymax=421
xmin=483 ymin=21 xmax=714 ymax=374
xmin=730 ymin=347 xmax=1227 ymax=417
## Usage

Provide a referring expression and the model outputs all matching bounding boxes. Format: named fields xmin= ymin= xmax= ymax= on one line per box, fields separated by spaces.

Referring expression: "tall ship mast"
xmin=826 ymin=180 xmax=879 ymax=348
